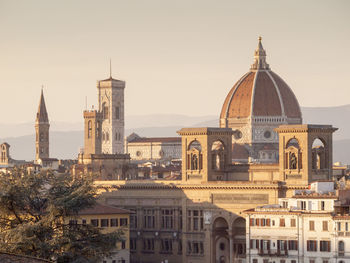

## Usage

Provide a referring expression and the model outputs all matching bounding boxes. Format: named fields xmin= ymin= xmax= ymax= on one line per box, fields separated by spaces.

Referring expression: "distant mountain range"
xmin=1 ymin=105 xmax=349 ymax=164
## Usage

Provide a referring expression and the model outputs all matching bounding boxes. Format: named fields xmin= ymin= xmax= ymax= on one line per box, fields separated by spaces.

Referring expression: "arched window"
xmin=96 ymin=121 xmax=100 ymax=139
xmin=106 ymin=132 xmax=109 ymax=141
xmin=102 ymin=132 xmax=105 ymax=141
xmin=312 ymin=138 xmax=326 ymax=169
xmin=188 ymin=140 xmax=202 ymax=151
xmin=115 ymin=106 xmax=120 ymax=120
xmin=102 ymin=102 xmax=109 ymax=119
xmin=88 ymin=121 xmax=92 ymax=138
xmin=187 ymin=140 xmax=203 ymax=171
xmin=211 ymin=141 xmax=225 ymax=170
xmin=338 ymin=240 xmax=345 ymax=252
xmin=40 ymin=132 xmax=44 ymax=142
xmin=285 ymin=138 xmax=302 ymax=170
xmin=115 ymin=132 xmax=119 ymax=141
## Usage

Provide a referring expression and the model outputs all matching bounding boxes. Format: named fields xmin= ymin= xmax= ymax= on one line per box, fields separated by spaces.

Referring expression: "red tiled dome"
xmin=220 ymin=38 xmax=301 ymax=120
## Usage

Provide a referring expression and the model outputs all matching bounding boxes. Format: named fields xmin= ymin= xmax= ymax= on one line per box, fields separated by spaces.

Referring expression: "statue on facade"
xmin=191 ymin=154 xmax=198 ymax=170
xmin=290 ymin=153 xmax=297 ymax=169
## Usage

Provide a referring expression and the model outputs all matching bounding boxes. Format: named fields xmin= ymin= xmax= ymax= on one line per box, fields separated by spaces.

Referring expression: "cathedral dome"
xmin=220 ymin=37 xmax=302 ymax=122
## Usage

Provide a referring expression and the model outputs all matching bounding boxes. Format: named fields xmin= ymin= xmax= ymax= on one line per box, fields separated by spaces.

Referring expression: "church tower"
xmin=35 ymin=89 xmax=50 ymax=161
xmin=97 ymin=73 xmax=125 ymax=154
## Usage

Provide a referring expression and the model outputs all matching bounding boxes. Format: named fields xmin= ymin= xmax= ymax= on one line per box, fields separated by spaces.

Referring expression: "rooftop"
xmin=78 ymin=203 xmax=132 ymax=215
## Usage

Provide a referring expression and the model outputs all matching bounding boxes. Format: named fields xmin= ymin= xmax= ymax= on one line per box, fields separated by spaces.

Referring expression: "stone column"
xmin=229 ymin=230 xmax=233 ymax=263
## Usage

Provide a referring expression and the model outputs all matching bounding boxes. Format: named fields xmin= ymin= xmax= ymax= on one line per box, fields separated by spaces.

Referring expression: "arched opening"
xmin=115 ymin=106 xmax=120 ymax=119
xmin=312 ymin=138 xmax=326 ymax=169
xmin=96 ymin=121 xmax=100 ymax=139
xmin=106 ymin=132 xmax=110 ymax=142
xmin=187 ymin=140 xmax=202 ymax=170
xmin=338 ymin=240 xmax=345 ymax=256
xmin=188 ymin=140 xmax=202 ymax=151
xmin=211 ymin=140 xmax=225 ymax=170
xmin=88 ymin=121 xmax=92 ymax=138
xmin=213 ymin=217 xmax=229 ymax=263
xmin=286 ymin=138 xmax=300 ymax=149
xmin=102 ymin=102 xmax=109 ymax=119
xmin=285 ymin=138 xmax=302 ymax=170
xmin=39 ymin=132 xmax=44 ymax=142
xmin=1 ymin=145 xmax=7 ymax=163
xmin=102 ymin=132 xmax=105 ymax=141
xmin=232 ymin=217 xmax=246 ymax=259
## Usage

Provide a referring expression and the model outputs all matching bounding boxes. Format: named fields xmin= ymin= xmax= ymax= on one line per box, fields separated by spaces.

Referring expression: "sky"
xmin=0 ymin=0 xmax=349 ymax=124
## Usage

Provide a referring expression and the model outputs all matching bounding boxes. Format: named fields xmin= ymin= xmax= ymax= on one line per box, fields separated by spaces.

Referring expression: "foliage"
xmin=0 ymin=168 xmax=122 ymax=262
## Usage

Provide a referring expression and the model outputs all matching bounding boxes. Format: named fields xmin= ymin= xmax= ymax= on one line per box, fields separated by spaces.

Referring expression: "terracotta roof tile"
xmin=253 ymin=71 xmax=282 ymax=116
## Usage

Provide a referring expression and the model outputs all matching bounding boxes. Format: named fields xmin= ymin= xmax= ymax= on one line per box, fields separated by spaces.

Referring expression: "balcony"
xmin=258 ymin=249 xmax=288 ymax=257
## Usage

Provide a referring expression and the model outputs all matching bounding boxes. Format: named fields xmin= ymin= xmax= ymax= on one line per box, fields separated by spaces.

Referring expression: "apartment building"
xmin=245 ymin=181 xmax=350 ymax=263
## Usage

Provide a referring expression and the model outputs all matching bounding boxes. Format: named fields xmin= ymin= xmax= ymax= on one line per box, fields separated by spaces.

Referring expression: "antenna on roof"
xmin=109 ymin=58 xmax=112 ymax=78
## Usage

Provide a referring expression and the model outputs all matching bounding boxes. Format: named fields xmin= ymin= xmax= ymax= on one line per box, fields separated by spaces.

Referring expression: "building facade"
xmin=74 ymin=74 xmax=134 ymax=180
xmin=95 ymin=123 xmax=337 ymax=263
xmin=245 ymin=181 xmax=350 ymax=263
xmin=125 ymin=133 xmax=181 ymax=161
xmin=72 ymin=203 xmax=131 ymax=263
xmin=82 ymin=75 xmax=125 ymax=156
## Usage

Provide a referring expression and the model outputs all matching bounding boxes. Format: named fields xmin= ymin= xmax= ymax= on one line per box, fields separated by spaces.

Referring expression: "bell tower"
xmin=35 ymin=89 xmax=50 ymax=161
xmin=276 ymin=124 xmax=337 ymax=186
xmin=177 ymin=128 xmax=233 ymax=182
xmin=97 ymin=71 xmax=125 ymax=154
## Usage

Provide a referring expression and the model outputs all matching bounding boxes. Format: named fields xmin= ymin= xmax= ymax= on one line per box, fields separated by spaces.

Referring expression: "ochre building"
xmin=90 ymin=38 xmax=337 ymax=263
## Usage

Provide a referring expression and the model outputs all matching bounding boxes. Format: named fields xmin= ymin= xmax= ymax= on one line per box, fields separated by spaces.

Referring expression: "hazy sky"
xmin=0 ymin=0 xmax=349 ymax=124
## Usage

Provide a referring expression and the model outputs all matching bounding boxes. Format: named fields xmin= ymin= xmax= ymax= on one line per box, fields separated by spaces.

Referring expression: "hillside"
xmin=1 ymin=105 xmax=349 ymax=163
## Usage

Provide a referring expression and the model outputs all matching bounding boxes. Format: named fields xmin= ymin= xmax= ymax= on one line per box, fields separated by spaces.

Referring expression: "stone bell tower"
xmin=97 ymin=72 xmax=125 ymax=154
xmin=275 ymin=124 xmax=337 ymax=186
xmin=35 ymin=89 xmax=50 ymax=161
xmin=177 ymin=127 xmax=233 ymax=182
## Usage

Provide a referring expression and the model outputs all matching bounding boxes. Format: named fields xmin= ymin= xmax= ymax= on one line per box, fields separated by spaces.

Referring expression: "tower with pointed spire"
xmin=35 ymin=89 xmax=50 ymax=161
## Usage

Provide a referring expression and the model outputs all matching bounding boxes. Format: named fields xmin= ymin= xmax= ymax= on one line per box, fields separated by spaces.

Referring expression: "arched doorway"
xmin=213 ymin=217 xmax=229 ymax=263
xmin=232 ymin=217 xmax=246 ymax=260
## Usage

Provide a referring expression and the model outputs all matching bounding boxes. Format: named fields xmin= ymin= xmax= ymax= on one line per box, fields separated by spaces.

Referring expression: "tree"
xmin=0 ymin=168 xmax=123 ymax=262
